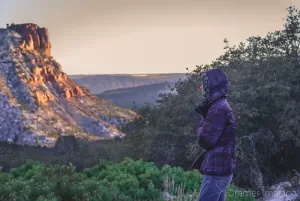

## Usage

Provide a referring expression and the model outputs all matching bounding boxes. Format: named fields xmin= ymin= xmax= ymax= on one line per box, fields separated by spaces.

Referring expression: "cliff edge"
xmin=0 ymin=23 xmax=136 ymax=147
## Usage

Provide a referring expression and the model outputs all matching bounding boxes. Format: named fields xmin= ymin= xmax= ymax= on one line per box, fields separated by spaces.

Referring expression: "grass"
xmin=162 ymin=176 xmax=199 ymax=201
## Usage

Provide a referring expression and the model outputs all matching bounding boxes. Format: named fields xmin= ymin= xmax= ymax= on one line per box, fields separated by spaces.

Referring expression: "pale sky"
xmin=0 ymin=0 xmax=299 ymax=74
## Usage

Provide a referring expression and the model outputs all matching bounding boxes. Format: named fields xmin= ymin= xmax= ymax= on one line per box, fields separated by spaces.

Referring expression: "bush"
xmin=0 ymin=159 xmax=255 ymax=201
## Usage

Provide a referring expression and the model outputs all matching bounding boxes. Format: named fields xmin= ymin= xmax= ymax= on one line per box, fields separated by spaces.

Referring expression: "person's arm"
xmin=197 ymin=108 xmax=227 ymax=150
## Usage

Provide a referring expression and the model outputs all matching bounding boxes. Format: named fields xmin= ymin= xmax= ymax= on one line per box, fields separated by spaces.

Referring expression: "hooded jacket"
xmin=196 ymin=68 xmax=236 ymax=176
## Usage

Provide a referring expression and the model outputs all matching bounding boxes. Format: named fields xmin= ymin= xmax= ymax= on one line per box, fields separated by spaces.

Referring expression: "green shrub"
xmin=0 ymin=158 xmax=255 ymax=201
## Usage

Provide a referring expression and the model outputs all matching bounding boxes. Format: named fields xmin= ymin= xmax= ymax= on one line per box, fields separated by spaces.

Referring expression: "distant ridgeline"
xmin=69 ymin=73 xmax=186 ymax=94
xmin=97 ymin=82 xmax=178 ymax=109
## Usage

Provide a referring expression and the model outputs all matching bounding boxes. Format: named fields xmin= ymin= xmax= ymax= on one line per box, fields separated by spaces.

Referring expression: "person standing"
xmin=192 ymin=68 xmax=237 ymax=201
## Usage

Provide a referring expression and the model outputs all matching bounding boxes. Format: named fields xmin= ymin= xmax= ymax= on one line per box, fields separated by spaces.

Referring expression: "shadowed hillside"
xmin=97 ymin=82 xmax=177 ymax=109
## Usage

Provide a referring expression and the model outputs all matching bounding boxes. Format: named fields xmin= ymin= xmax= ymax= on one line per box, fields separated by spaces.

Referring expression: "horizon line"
xmin=67 ymin=72 xmax=188 ymax=76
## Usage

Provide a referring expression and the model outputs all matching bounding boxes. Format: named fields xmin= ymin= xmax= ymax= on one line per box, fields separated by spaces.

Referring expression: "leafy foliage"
xmin=0 ymin=159 xmax=254 ymax=201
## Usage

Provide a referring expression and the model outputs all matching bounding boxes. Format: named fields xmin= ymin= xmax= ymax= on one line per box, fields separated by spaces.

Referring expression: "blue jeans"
xmin=197 ymin=174 xmax=233 ymax=201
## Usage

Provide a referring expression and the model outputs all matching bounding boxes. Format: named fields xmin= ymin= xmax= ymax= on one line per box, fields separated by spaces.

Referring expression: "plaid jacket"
xmin=197 ymin=69 xmax=236 ymax=176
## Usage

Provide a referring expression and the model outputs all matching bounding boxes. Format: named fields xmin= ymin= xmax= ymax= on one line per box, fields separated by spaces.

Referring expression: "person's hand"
xmin=194 ymin=99 xmax=209 ymax=117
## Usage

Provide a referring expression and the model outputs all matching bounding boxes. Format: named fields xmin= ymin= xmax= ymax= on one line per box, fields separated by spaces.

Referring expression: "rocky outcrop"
xmin=0 ymin=23 xmax=136 ymax=147
xmin=30 ymin=66 xmax=68 ymax=84
xmin=28 ymin=65 xmax=83 ymax=99
xmin=35 ymin=91 xmax=54 ymax=104
xmin=7 ymin=23 xmax=51 ymax=56
xmin=64 ymin=86 xmax=84 ymax=99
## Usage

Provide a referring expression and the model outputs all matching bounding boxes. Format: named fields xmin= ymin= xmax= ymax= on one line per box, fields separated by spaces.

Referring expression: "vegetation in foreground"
xmin=0 ymin=159 xmax=255 ymax=201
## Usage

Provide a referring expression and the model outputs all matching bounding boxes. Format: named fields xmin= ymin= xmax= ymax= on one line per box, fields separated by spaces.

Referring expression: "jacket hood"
xmin=200 ymin=68 xmax=228 ymax=104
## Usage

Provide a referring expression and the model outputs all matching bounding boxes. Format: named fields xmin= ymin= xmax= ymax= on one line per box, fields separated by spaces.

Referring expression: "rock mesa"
xmin=7 ymin=23 xmax=51 ymax=56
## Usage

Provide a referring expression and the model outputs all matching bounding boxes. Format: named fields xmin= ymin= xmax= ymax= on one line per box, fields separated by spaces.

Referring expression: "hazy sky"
xmin=1 ymin=0 xmax=299 ymax=74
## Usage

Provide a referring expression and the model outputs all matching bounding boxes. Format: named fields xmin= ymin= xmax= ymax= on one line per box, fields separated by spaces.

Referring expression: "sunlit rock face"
xmin=0 ymin=23 xmax=136 ymax=147
xmin=7 ymin=23 xmax=51 ymax=56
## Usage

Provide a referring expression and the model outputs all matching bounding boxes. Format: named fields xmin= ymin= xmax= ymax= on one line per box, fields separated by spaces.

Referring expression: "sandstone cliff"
xmin=0 ymin=23 xmax=136 ymax=147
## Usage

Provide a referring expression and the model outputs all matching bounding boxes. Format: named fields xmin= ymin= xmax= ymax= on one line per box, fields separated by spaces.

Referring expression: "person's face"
xmin=200 ymin=84 xmax=204 ymax=94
